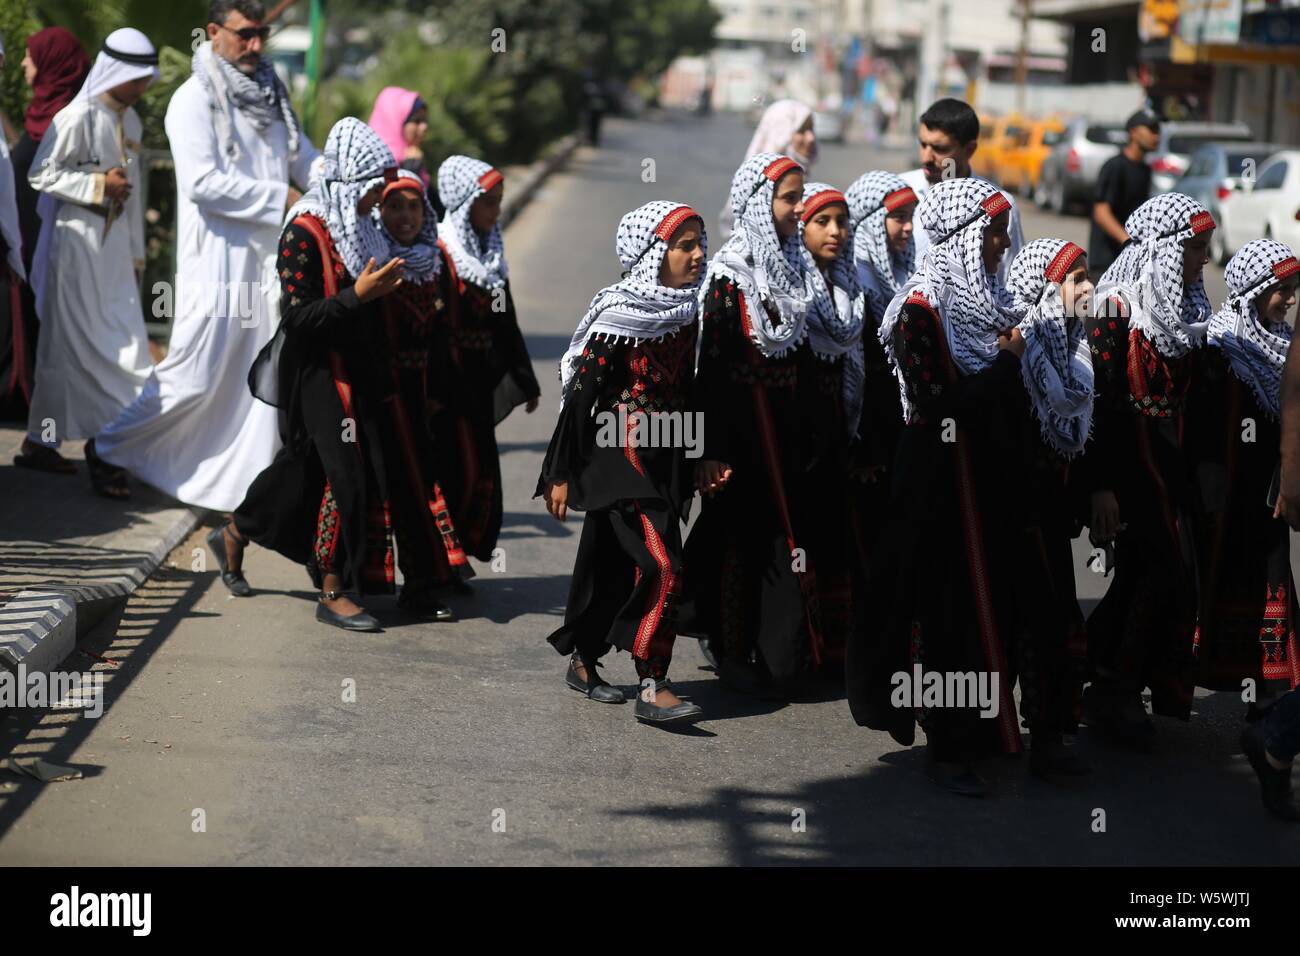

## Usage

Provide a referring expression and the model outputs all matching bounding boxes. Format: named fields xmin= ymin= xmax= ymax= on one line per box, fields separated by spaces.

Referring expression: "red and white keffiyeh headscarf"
xmin=704 ymin=151 xmax=813 ymax=358
xmin=800 ymin=181 xmax=866 ymax=436
xmin=438 ymin=154 xmax=508 ymax=290
xmin=285 ymin=117 xmax=395 ymax=279
xmin=1097 ymin=192 xmax=1215 ymax=359
xmin=1207 ymin=238 xmax=1297 ymax=419
xmin=373 ymin=169 xmax=441 ymax=284
xmin=560 ymin=201 xmax=705 ymax=408
xmin=1006 ymin=238 xmax=1094 ymax=457
xmin=846 ymin=170 xmax=916 ymax=320
xmin=878 ymin=178 xmax=1020 ymax=421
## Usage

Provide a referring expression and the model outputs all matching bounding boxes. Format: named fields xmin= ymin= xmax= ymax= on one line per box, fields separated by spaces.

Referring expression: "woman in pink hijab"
xmin=717 ymin=99 xmax=817 ymax=238
xmin=367 ymin=86 xmax=433 ymax=199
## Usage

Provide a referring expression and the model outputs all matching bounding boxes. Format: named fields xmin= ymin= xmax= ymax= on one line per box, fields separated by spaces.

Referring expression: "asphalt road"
xmin=0 ymin=111 xmax=1289 ymax=866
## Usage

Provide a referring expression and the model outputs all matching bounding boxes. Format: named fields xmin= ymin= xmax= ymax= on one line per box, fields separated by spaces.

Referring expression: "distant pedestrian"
xmin=716 ymin=99 xmax=817 ymax=240
xmin=1087 ymin=110 xmax=1160 ymax=281
xmin=898 ymin=98 xmax=1023 ymax=283
xmin=366 ymin=86 xmax=437 ymax=214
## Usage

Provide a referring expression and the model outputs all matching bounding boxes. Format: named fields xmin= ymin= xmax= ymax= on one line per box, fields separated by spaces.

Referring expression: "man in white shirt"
xmin=93 ymin=0 xmax=320 ymax=507
xmin=899 ymin=98 xmax=1024 ymax=283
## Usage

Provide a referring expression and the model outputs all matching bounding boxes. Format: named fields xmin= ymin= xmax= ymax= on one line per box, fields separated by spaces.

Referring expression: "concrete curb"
xmin=500 ymin=132 xmax=581 ymax=231
xmin=0 ymin=505 xmax=201 ymax=684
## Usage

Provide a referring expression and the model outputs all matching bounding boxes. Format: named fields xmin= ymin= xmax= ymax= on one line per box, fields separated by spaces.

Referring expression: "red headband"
xmin=883 ymin=187 xmax=917 ymax=212
xmin=1189 ymin=210 xmax=1216 ymax=235
xmin=655 ymin=205 xmax=700 ymax=241
xmin=801 ymin=189 xmax=848 ymax=222
xmin=980 ymin=191 xmax=1011 ymax=219
xmin=763 ymin=156 xmax=800 ymax=181
xmin=477 ymin=168 xmax=503 ymax=192
xmin=382 ymin=178 xmax=423 ymax=202
xmin=1274 ymin=257 xmax=1300 ymax=281
xmin=1044 ymin=242 xmax=1085 ymax=283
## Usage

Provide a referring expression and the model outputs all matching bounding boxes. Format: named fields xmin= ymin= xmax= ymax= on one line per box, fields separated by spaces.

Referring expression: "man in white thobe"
xmin=899 ymin=98 xmax=1024 ymax=284
xmin=16 ymin=28 xmax=158 ymax=476
xmin=94 ymin=0 xmax=320 ymax=510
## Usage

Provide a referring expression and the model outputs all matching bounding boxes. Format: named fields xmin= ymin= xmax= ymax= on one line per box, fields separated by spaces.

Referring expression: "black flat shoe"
xmin=398 ymin=590 xmax=456 ymax=622
xmin=634 ymin=681 xmax=707 ymax=723
xmin=565 ymin=656 xmax=624 ymax=704
xmin=1241 ymin=723 xmax=1300 ymax=822
xmin=206 ymin=525 xmax=252 ymax=597
xmin=927 ymin=761 xmax=989 ymax=797
xmin=1030 ymin=737 xmax=1091 ymax=779
xmin=315 ymin=599 xmax=381 ymax=633
xmin=698 ymin=637 xmax=719 ymax=670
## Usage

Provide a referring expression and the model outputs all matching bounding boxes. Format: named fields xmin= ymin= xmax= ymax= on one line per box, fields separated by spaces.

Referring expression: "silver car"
xmin=1148 ymin=121 xmax=1253 ymax=195
xmin=1176 ymin=141 xmax=1285 ymax=260
xmin=1035 ymin=118 xmax=1127 ymax=215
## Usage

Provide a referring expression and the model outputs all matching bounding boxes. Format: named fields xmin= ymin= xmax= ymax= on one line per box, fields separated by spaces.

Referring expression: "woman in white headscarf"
xmin=716 ymin=99 xmax=817 ymax=240
xmin=217 ymin=118 xmax=445 ymax=633
xmin=537 ymin=201 xmax=707 ymax=725
xmin=681 ymin=151 xmax=824 ymax=698
xmin=1002 ymin=237 xmax=1096 ymax=779
xmin=846 ymin=177 xmax=1026 ymax=796
xmin=797 ymin=181 xmax=865 ymax=670
xmin=843 ymin=170 xmax=917 ymax=581
xmin=432 ymin=155 xmax=541 ymax=563
xmin=1187 ymin=238 xmax=1300 ymax=710
xmin=1077 ymin=191 xmax=1216 ymax=743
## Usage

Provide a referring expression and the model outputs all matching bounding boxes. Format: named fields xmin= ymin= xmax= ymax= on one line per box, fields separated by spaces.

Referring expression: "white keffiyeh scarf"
xmin=846 ymin=170 xmax=916 ymax=321
xmin=800 ymin=182 xmax=866 ymax=437
xmin=284 ymin=117 xmax=394 ymax=279
xmin=1006 ymin=238 xmax=1094 ymax=457
xmin=192 ymin=42 xmax=302 ymax=162
xmin=1097 ymin=192 xmax=1215 ymax=359
xmin=374 ymin=169 xmax=441 ymax=284
xmin=704 ymin=151 xmax=813 ymax=358
xmin=878 ymin=178 xmax=1020 ymax=422
xmin=1206 ymin=237 xmax=1297 ymax=419
xmin=438 ymin=154 xmax=508 ymax=290
xmin=559 ymin=201 xmax=706 ymax=408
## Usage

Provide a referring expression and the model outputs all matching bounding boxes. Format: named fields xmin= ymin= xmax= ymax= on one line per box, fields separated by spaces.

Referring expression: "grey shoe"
xmin=565 ymin=655 xmax=624 ymax=704
xmin=315 ymin=598 xmax=381 ymax=633
xmin=634 ymin=680 xmax=703 ymax=724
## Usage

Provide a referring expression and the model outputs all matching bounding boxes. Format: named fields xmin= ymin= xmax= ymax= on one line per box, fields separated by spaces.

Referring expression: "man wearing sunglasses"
xmin=92 ymin=0 xmax=321 ymax=518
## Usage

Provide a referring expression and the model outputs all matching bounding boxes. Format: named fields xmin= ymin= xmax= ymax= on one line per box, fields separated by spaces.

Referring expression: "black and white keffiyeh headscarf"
xmin=559 ymin=202 xmax=706 ymax=408
xmin=1097 ymin=192 xmax=1215 ymax=359
xmin=438 ymin=154 xmax=508 ymax=290
xmin=192 ymin=41 xmax=302 ymax=161
xmin=285 ymin=117 xmax=395 ymax=279
xmin=846 ymin=170 xmax=916 ymax=320
xmin=1206 ymin=238 xmax=1298 ymax=419
xmin=1006 ymin=238 xmax=1094 ymax=457
xmin=800 ymin=182 xmax=867 ymax=436
xmin=373 ymin=169 xmax=441 ymax=285
xmin=878 ymin=178 xmax=1020 ymax=422
xmin=705 ymin=151 xmax=813 ymax=358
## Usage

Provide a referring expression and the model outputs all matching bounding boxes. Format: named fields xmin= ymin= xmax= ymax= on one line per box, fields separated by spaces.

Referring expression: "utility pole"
xmin=1015 ymin=0 xmax=1031 ymax=114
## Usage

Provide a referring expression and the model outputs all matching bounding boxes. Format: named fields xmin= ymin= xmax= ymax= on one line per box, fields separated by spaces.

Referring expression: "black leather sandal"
xmin=565 ymin=654 xmax=624 ymax=704
xmin=206 ymin=524 xmax=252 ymax=597
xmin=316 ymin=590 xmax=381 ymax=632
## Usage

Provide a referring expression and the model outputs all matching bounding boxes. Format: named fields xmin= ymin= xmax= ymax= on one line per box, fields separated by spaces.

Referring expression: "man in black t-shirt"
xmin=1088 ymin=110 xmax=1161 ymax=279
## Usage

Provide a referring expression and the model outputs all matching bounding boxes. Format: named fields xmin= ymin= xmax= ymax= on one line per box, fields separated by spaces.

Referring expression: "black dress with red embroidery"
xmin=1184 ymin=346 xmax=1299 ymax=697
xmin=1073 ymin=293 xmax=1198 ymax=719
xmin=536 ymin=328 xmax=697 ymax=672
xmin=679 ymin=275 xmax=821 ymax=686
xmin=430 ymin=247 xmax=542 ymax=560
xmin=844 ymin=296 xmax=1026 ymax=760
xmin=236 ymin=216 xmax=403 ymax=595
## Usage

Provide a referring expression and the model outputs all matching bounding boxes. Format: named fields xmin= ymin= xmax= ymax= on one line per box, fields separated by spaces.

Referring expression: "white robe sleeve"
xmin=164 ymin=85 xmax=288 ymax=227
xmin=28 ymin=109 xmax=106 ymax=208
xmin=289 ymin=132 xmax=322 ymax=192
xmin=0 ymin=138 xmax=27 ymax=279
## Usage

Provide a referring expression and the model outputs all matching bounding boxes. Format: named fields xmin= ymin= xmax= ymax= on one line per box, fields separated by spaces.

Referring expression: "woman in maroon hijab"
xmin=0 ymin=28 xmax=88 ymax=420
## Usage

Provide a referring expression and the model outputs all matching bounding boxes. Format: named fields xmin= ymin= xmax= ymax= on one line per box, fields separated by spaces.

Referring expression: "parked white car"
xmin=1214 ymin=150 xmax=1300 ymax=265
